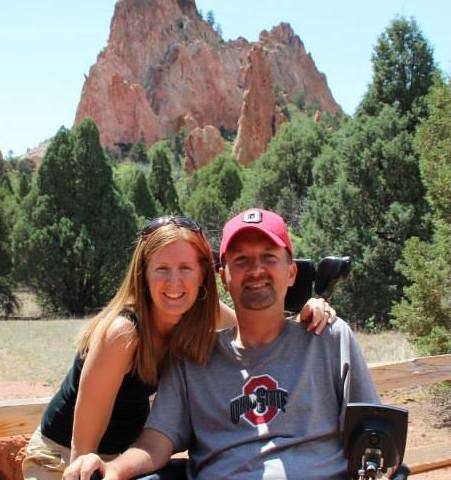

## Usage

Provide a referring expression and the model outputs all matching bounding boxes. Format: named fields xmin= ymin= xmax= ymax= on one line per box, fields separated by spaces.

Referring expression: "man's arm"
xmin=63 ymin=429 xmax=173 ymax=480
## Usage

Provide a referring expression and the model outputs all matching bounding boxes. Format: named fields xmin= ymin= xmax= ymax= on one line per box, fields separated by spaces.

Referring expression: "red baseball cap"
xmin=220 ymin=208 xmax=294 ymax=259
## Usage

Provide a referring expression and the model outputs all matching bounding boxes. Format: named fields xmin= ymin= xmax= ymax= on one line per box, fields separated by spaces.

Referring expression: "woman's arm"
xmin=219 ymin=298 xmax=336 ymax=333
xmin=70 ymin=316 xmax=138 ymax=462
xmin=218 ymin=300 xmax=237 ymax=328
xmin=298 ymin=297 xmax=336 ymax=334
xmin=63 ymin=429 xmax=173 ymax=480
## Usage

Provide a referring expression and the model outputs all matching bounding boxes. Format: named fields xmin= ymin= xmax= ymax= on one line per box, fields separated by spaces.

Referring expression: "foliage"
xmin=12 ymin=120 xmax=137 ymax=315
xmin=206 ymin=10 xmax=215 ymax=27
xmin=0 ymin=209 xmax=18 ymax=317
xmin=392 ymin=78 xmax=451 ymax=353
xmin=359 ymin=17 xmax=435 ymax=122
xmin=235 ymin=115 xmax=332 ymax=231
xmin=392 ymin=225 xmax=451 ymax=354
xmin=148 ymin=143 xmax=181 ymax=215
xmin=168 ymin=128 xmax=187 ymax=166
xmin=127 ymin=141 xmax=149 ymax=164
xmin=183 ymin=152 xmax=242 ymax=249
xmin=299 ymin=17 xmax=437 ymax=330
xmin=301 ymin=106 xmax=430 ymax=329
xmin=114 ymin=163 xmax=158 ymax=220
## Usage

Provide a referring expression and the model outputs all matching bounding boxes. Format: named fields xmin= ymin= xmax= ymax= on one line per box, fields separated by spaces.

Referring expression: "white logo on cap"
xmin=243 ymin=210 xmax=262 ymax=223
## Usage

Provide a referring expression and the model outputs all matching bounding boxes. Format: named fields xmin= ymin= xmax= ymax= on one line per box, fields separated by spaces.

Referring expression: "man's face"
xmin=220 ymin=230 xmax=297 ymax=311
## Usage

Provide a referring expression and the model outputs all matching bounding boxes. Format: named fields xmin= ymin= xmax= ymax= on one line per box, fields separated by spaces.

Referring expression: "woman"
xmin=22 ymin=216 xmax=334 ymax=479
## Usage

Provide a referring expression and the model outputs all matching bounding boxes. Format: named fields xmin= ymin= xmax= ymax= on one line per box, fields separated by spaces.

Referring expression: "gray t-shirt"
xmin=146 ymin=318 xmax=380 ymax=479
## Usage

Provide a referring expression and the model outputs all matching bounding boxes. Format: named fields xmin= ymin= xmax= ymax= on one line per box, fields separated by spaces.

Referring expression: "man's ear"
xmin=219 ymin=267 xmax=229 ymax=292
xmin=288 ymin=261 xmax=297 ymax=287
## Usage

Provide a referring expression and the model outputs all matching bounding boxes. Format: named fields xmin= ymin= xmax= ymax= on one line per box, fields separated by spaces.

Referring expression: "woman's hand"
xmin=63 ymin=453 xmax=109 ymax=480
xmin=298 ymin=297 xmax=336 ymax=334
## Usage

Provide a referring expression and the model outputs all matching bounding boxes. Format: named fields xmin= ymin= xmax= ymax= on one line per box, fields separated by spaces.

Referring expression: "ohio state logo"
xmin=230 ymin=374 xmax=288 ymax=427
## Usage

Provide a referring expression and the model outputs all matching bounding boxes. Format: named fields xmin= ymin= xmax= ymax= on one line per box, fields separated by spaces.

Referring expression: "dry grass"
xmin=0 ymin=319 xmax=87 ymax=387
xmin=356 ymin=330 xmax=418 ymax=363
xmin=0 ymin=319 xmax=419 ymax=388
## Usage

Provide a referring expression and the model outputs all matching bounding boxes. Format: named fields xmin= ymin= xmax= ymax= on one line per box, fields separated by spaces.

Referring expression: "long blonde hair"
xmin=77 ymin=223 xmax=219 ymax=385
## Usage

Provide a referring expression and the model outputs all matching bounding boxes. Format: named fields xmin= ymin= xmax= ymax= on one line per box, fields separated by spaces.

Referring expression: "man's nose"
xmin=247 ymin=257 xmax=265 ymax=274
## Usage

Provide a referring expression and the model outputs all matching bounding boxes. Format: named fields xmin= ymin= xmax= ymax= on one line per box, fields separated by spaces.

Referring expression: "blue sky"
xmin=1 ymin=0 xmax=449 ymax=156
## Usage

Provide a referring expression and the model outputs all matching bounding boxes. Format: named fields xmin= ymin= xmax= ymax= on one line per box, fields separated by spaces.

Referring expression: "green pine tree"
xmin=302 ymin=106 xmax=430 ymax=328
xmin=392 ymin=77 xmax=451 ymax=353
xmin=148 ymin=143 xmax=181 ymax=215
xmin=0 ymin=209 xmax=18 ymax=317
xmin=359 ymin=17 xmax=435 ymax=121
xmin=183 ymin=152 xmax=242 ymax=246
xmin=236 ymin=115 xmax=332 ymax=231
xmin=128 ymin=141 xmax=149 ymax=164
xmin=115 ymin=163 xmax=158 ymax=220
xmin=12 ymin=119 xmax=137 ymax=315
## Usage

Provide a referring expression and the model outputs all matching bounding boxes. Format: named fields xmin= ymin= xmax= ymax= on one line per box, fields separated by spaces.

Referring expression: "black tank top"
xmin=41 ymin=312 xmax=156 ymax=454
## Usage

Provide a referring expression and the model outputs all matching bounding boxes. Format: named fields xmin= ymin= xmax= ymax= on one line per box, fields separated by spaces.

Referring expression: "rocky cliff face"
xmin=75 ymin=0 xmax=340 ymax=154
xmin=233 ymin=45 xmax=277 ymax=165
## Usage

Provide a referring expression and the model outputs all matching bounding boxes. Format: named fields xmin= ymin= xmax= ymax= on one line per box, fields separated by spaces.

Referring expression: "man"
xmin=65 ymin=208 xmax=379 ymax=480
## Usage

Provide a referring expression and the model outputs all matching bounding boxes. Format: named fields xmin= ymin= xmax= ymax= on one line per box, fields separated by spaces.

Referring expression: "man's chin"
xmin=240 ymin=293 xmax=276 ymax=310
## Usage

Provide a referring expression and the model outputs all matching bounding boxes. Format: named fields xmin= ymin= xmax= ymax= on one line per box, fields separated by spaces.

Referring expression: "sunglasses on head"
xmin=140 ymin=216 xmax=202 ymax=237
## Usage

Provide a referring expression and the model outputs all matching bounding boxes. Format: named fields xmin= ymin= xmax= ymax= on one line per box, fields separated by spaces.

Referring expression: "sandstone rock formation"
xmin=19 ymin=140 xmax=50 ymax=169
xmin=180 ymin=112 xmax=199 ymax=132
xmin=75 ymin=0 xmax=340 ymax=155
xmin=259 ymin=23 xmax=338 ymax=114
xmin=0 ymin=434 xmax=29 ymax=480
xmin=233 ymin=45 xmax=276 ymax=165
xmin=184 ymin=125 xmax=225 ymax=173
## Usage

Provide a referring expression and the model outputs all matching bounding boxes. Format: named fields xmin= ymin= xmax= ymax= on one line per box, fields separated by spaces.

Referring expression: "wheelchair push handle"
xmin=314 ymin=255 xmax=351 ymax=299
xmin=284 ymin=255 xmax=352 ymax=313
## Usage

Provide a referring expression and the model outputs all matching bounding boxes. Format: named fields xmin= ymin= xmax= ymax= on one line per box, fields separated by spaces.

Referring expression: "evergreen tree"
xmin=236 ymin=116 xmax=331 ymax=231
xmin=184 ymin=152 xmax=242 ymax=246
xmin=301 ymin=18 xmax=436 ymax=329
xmin=301 ymin=107 xmax=430 ymax=328
xmin=359 ymin=17 xmax=435 ymax=120
xmin=206 ymin=10 xmax=215 ymax=27
xmin=115 ymin=163 xmax=158 ymax=219
xmin=12 ymin=120 xmax=136 ymax=315
xmin=128 ymin=141 xmax=149 ymax=164
xmin=148 ymin=143 xmax=181 ymax=214
xmin=392 ymin=77 xmax=451 ymax=353
xmin=0 ymin=209 xmax=18 ymax=317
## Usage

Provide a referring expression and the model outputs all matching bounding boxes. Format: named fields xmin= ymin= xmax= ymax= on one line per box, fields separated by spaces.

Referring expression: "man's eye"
xmin=233 ymin=257 xmax=248 ymax=265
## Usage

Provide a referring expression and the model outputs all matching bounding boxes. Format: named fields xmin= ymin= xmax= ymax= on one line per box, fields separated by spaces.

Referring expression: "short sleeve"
xmin=144 ymin=359 xmax=193 ymax=452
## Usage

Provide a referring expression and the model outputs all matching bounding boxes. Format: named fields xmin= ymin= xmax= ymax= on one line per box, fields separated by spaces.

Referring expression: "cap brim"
xmin=221 ymin=224 xmax=287 ymax=258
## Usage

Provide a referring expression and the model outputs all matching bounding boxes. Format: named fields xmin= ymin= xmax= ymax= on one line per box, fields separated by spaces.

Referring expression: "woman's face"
xmin=145 ymin=239 xmax=205 ymax=331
